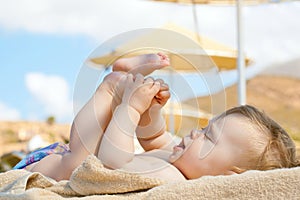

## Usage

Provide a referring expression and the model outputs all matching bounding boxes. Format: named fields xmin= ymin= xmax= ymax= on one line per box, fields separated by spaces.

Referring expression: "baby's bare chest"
xmin=120 ymin=151 xmax=186 ymax=181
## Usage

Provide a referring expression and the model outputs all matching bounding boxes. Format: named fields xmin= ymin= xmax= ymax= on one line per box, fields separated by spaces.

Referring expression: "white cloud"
xmin=25 ymin=72 xmax=73 ymax=122
xmin=0 ymin=0 xmax=169 ymax=39
xmin=0 ymin=102 xmax=21 ymax=121
xmin=242 ymin=3 xmax=300 ymax=65
xmin=0 ymin=0 xmax=299 ymax=69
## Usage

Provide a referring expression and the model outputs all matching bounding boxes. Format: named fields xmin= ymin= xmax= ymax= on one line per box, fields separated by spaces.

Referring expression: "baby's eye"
xmin=202 ymin=127 xmax=214 ymax=143
xmin=204 ymin=133 xmax=213 ymax=142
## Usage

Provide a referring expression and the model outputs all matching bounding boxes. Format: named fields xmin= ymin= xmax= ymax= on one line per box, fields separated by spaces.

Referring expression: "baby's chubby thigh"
xmin=29 ymin=153 xmax=74 ymax=180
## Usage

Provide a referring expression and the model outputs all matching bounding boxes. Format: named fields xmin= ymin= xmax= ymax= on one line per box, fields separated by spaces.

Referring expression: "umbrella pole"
xmin=236 ymin=0 xmax=246 ymax=105
xmin=169 ymin=70 xmax=175 ymax=135
xmin=192 ymin=0 xmax=201 ymax=43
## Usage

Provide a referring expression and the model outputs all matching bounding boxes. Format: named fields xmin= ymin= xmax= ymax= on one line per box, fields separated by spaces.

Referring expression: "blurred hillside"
xmin=0 ymin=121 xmax=70 ymax=156
xmin=262 ymin=58 xmax=300 ymax=79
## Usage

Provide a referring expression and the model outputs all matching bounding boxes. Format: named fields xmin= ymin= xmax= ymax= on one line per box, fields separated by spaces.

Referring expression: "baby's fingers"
xmin=160 ymin=83 xmax=169 ymax=91
xmin=144 ymin=76 xmax=155 ymax=85
xmin=125 ymin=73 xmax=134 ymax=85
xmin=156 ymin=90 xmax=170 ymax=100
xmin=155 ymin=78 xmax=169 ymax=91
xmin=150 ymin=81 xmax=161 ymax=95
xmin=134 ymin=73 xmax=144 ymax=84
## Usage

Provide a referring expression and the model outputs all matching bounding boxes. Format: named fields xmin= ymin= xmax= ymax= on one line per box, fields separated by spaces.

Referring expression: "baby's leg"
xmin=112 ymin=52 xmax=169 ymax=76
xmin=69 ymin=73 xmax=125 ymax=156
xmin=30 ymin=72 xmax=126 ymax=181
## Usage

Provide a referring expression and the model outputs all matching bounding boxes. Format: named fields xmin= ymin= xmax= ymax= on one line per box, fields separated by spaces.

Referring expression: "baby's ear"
xmin=225 ymin=166 xmax=245 ymax=175
xmin=224 ymin=170 xmax=238 ymax=175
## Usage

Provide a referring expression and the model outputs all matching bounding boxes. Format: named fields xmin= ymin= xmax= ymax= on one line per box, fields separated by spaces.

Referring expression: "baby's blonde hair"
xmin=225 ymin=105 xmax=299 ymax=173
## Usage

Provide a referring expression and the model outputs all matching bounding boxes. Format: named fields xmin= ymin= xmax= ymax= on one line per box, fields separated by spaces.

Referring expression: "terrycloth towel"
xmin=0 ymin=155 xmax=300 ymax=200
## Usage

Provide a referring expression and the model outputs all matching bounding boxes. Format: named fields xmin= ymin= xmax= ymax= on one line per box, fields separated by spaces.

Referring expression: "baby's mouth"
xmin=170 ymin=140 xmax=185 ymax=163
xmin=178 ymin=139 xmax=185 ymax=149
xmin=173 ymin=138 xmax=185 ymax=151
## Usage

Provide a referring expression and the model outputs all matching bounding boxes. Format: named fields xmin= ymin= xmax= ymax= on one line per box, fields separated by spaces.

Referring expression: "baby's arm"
xmin=98 ymin=74 xmax=160 ymax=169
xmin=136 ymin=80 xmax=176 ymax=152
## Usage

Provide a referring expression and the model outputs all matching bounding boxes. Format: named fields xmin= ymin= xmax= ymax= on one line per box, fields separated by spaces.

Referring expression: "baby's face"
xmin=169 ymin=114 xmax=256 ymax=179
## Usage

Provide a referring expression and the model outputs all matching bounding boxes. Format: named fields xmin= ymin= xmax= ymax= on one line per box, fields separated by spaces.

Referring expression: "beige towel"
xmin=0 ymin=155 xmax=299 ymax=200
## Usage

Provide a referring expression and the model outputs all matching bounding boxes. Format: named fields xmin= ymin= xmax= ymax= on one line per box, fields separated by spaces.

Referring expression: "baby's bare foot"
xmin=112 ymin=52 xmax=170 ymax=76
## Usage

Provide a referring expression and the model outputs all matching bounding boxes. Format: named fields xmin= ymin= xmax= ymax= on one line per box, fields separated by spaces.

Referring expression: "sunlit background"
xmin=1 ymin=0 xmax=300 ymax=123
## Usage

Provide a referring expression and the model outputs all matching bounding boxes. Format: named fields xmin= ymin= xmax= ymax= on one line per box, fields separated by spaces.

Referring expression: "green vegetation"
xmin=46 ymin=116 xmax=56 ymax=125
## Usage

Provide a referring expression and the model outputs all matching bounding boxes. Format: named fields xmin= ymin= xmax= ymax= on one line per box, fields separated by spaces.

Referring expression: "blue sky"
xmin=0 ymin=0 xmax=299 ymax=123
xmin=0 ymin=30 xmax=94 ymax=122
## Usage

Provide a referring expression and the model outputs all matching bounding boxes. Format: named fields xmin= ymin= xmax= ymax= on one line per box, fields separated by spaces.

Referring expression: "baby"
xmin=13 ymin=53 xmax=299 ymax=181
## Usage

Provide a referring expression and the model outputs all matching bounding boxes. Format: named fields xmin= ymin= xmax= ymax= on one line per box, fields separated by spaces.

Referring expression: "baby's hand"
xmin=152 ymin=79 xmax=170 ymax=107
xmin=122 ymin=74 xmax=160 ymax=114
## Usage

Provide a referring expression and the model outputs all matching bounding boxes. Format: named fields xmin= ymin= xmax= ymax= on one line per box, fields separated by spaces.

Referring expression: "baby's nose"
xmin=190 ymin=129 xmax=202 ymax=139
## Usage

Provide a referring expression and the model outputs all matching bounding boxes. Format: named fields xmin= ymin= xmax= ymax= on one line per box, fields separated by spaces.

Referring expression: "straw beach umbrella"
xmin=90 ymin=23 xmax=251 ymax=71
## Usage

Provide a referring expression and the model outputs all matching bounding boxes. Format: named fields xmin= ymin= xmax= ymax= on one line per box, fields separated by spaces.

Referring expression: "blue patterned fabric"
xmin=13 ymin=142 xmax=70 ymax=170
